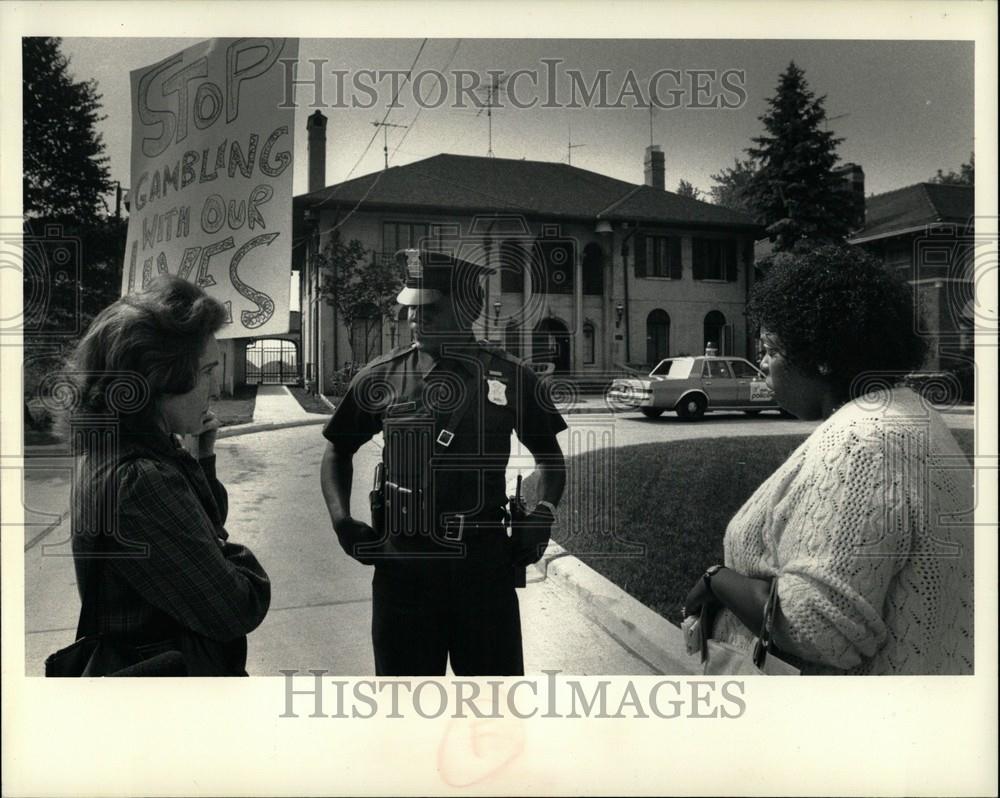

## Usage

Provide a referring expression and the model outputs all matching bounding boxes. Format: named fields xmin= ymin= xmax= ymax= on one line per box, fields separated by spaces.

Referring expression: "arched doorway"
xmin=533 ymin=317 xmax=571 ymax=374
xmin=246 ymin=338 xmax=299 ymax=385
xmin=703 ymin=310 xmax=727 ymax=355
xmin=646 ymin=309 xmax=670 ymax=366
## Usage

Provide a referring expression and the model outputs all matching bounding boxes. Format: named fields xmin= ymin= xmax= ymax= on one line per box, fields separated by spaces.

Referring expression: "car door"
xmin=730 ymin=358 xmax=775 ymax=405
xmin=700 ymin=358 xmax=736 ymax=406
xmin=728 ymin=359 xmax=757 ymax=403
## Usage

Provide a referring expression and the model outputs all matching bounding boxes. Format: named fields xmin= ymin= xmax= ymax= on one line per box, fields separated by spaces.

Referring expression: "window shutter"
xmin=669 ymin=237 xmax=682 ymax=280
xmin=725 ymin=239 xmax=738 ymax=282
xmin=692 ymin=238 xmax=704 ymax=281
xmin=634 ymin=234 xmax=647 ymax=278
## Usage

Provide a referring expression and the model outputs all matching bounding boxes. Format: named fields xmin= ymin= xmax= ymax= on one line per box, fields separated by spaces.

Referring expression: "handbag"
xmin=699 ymin=579 xmax=801 ymax=676
xmin=45 ymin=634 xmax=187 ymax=677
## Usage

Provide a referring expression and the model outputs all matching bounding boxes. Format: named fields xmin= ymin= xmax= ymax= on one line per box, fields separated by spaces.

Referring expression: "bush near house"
xmin=523 ymin=428 xmax=975 ymax=623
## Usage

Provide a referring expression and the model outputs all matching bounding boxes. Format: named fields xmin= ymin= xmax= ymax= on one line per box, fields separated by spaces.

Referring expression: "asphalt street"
xmin=20 ymin=408 xmax=973 ymax=675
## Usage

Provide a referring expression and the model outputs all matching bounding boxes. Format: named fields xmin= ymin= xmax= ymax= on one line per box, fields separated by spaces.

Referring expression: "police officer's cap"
xmin=395 ymin=249 xmax=495 ymax=306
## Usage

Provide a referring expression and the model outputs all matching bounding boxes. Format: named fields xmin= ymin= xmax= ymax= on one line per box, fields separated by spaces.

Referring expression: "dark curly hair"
xmin=746 ymin=244 xmax=927 ymax=399
xmin=60 ymin=275 xmax=228 ymax=437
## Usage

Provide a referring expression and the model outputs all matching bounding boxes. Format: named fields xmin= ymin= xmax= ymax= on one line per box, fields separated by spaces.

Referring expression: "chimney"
xmin=644 ymin=145 xmax=665 ymax=191
xmin=833 ymin=162 xmax=865 ymax=230
xmin=307 ymin=110 xmax=328 ymax=194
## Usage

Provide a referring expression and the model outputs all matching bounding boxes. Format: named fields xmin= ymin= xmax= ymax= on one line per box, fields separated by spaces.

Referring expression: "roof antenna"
xmin=567 ymin=121 xmax=585 ymax=165
xmin=476 ymin=73 xmax=507 ymax=158
xmin=371 ymin=120 xmax=408 ymax=169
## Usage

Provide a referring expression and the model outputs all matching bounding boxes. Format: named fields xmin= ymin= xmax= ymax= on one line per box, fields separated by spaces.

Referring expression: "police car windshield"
xmin=650 ymin=358 xmax=694 ymax=378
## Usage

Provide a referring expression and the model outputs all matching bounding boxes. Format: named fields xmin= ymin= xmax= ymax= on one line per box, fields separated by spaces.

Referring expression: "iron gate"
xmin=246 ymin=339 xmax=299 ymax=385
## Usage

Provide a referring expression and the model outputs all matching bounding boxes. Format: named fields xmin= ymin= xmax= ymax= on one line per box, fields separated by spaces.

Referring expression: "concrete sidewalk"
xmin=250 ymin=385 xmax=312 ymax=424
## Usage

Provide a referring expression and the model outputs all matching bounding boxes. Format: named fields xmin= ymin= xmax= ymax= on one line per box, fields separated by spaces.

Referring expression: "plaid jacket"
xmin=71 ymin=430 xmax=271 ymax=661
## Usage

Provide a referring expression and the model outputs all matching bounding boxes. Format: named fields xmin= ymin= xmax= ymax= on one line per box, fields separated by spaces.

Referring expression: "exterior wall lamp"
xmin=615 ymin=302 xmax=624 ymax=328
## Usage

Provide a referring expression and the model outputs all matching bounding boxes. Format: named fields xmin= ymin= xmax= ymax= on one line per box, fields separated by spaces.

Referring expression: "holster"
xmin=508 ymin=495 xmax=528 ymax=589
xmin=370 ymin=462 xmax=386 ymax=537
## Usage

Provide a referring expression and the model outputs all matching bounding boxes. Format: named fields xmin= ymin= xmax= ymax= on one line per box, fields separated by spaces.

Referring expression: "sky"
xmin=59 ymin=37 xmax=975 ymax=201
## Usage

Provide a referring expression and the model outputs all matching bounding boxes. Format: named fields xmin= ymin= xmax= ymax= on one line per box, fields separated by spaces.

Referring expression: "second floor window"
xmin=634 ymin=233 xmax=682 ymax=279
xmin=692 ymin=238 xmax=739 ymax=282
xmin=383 ymin=222 xmax=429 ymax=254
xmin=383 ymin=221 xmax=458 ymax=255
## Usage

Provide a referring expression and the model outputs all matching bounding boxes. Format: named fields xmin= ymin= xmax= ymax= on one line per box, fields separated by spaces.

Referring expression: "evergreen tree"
xmin=745 ymin=62 xmax=854 ymax=251
xmin=675 ymin=179 xmax=702 ymax=200
xmin=23 ymin=37 xmax=110 ymax=223
xmin=709 ymin=157 xmax=758 ymax=216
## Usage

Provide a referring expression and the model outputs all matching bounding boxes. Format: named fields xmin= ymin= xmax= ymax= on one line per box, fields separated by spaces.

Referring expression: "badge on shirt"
xmin=486 ymin=378 xmax=508 ymax=406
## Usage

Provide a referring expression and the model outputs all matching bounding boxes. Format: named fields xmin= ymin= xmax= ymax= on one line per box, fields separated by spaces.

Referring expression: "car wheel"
xmin=778 ymin=408 xmax=796 ymax=419
xmin=676 ymin=394 xmax=707 ymax=420
xmin=641 ymin=408 xmax=664 ymax=419
xmin=743 ymin=410 xmax=761 ymax=417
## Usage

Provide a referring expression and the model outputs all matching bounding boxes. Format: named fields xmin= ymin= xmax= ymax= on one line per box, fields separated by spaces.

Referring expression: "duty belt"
xmin=442 ymin=513 xmax=508 ymax=542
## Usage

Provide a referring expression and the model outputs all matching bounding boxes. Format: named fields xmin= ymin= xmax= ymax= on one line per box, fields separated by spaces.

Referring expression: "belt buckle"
xmin=443 ymin=514 xmax=465 ymax=542
xmin=436 ymin=429 xmax=455 ymax=447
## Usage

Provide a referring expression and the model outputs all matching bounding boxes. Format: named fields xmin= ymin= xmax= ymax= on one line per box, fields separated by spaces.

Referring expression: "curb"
xmin=537 ymin=541 xmax=700 ymax=675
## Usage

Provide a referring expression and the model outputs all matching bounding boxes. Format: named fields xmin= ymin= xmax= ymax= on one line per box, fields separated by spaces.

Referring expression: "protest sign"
xmin=121 ymin=37 xmax=298 ymax=338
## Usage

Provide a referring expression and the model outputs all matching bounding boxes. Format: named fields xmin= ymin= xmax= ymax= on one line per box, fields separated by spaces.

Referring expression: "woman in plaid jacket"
xmin=64 ymin=276 xmax=271 ymax=675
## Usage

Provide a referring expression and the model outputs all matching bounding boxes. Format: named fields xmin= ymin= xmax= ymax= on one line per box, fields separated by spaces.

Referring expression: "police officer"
xmin=320 ymin=249 xmax=567 ymax=676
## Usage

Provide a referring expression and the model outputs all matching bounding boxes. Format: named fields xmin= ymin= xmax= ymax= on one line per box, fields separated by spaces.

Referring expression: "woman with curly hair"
xmin=51 ymin=275 xmax=270 ymax=676
xmin=682 ymin=245 xmax=973 ymax=675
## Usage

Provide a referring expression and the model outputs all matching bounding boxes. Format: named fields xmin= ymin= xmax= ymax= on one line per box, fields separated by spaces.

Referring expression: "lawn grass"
xmin=524 ymin=427 xmax=976 ymax=624
xmin=287 ymin=385 xmax=333 ymax=414
xmin=212 ymin=384 xmax=257 ymax=427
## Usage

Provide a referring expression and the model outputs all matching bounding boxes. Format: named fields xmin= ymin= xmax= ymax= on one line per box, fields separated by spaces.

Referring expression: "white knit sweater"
xmin=712 ymin=388 xmax=974 ymax=675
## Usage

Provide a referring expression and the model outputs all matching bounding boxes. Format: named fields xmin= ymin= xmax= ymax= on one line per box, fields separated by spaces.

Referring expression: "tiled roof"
xmin=850 ymin=183 xmax=973 ymax=242
xmin=296 ymin=153 xmax=758 ymax=230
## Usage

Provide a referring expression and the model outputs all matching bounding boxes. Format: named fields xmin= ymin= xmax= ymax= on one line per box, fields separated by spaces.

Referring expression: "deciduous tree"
xmin=675 ymin=179 xmax=702 ymax=201
xmin=709 ymin=157 xmax=758 ymax=216
xmin=930 ymin=153 xmax=974 ymax=186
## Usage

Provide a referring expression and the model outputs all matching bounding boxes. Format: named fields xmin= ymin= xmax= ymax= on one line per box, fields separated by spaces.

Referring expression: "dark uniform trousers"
xmin=324 ymin=340 xmax=566 ymax=677
xmin=371 ymin=531 xmax=523 ymax=676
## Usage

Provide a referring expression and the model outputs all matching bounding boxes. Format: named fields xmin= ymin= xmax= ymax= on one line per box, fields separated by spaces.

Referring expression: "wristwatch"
xmin=702 ymin=564 xmax=725 ymax=595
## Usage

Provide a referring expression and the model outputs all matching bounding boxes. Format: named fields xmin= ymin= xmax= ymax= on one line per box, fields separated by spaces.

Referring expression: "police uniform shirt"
xmin=323 ymin=340 xmax=567 ymax=526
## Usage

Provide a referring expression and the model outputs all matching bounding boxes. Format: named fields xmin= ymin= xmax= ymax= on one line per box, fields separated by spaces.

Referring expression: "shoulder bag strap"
xmin=752 ymin=579 xmax=781 ymax=668
xmin=433 ymin=349 xmax=491 ymax=450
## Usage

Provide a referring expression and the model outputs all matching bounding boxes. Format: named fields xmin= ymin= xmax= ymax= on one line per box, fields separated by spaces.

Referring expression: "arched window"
xmin=583 ymin=322 xmax=596 ymax=364
xmin=703 ymin=310 xmax=727 ymax=355
xmin=646 ymin=309 xmax=670 ymax=366
xmin=582 ymin=242 xmax=603 ymax=295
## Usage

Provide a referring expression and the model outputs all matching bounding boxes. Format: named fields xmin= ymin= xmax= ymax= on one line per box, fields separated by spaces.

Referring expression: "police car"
xmin=607 ymin=353 xmax=780 ymax=419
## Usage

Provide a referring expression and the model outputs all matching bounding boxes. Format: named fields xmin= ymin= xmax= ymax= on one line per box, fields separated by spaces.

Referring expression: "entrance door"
xmin=533 ymin=317 xmax=571 ymax=373
xmin=646 ymin=309 xmax=670 ymax=367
